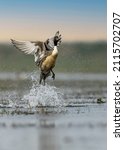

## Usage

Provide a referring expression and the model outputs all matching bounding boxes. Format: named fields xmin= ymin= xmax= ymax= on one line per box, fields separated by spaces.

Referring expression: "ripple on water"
xmin=0 ymin=72 xmax=106 ymax=114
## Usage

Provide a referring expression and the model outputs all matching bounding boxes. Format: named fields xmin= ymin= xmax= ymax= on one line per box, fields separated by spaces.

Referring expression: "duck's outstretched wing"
xmin=11 ymin=39 xmax=47 ymax=65
xmin=11 ymin=39 xmax=40 ymax=55
xmin=11 ymin=31 xmax=62 ymax=65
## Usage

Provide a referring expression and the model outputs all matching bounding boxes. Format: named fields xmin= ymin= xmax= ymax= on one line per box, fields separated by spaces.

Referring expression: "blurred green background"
xmin=0 ymin=41 xmax=107 ymax=73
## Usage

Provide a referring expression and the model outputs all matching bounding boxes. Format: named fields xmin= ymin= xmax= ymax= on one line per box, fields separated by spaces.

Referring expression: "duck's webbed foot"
xmin=39 ymin=71 xmax=49 ymax=85
xmin=52 ymin=74 xmax=55 ymax=80
xmin=51 ymin=69 xmax=55 ymax=80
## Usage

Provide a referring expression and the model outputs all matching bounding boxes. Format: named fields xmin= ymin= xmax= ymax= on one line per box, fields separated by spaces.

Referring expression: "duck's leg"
xmin=43 ymin=76 xmax=46 ymax=86
xmin=44 ymin=71 xmax=52 ymax=85
xmin=39 ymin=72 xmax=43 ymax=84
xmin=51 ymin=69 xmax=55 ymax=80
xmin=40 ymin=71 xmax=51 ymax=85
xmin=39 ymin=72 xmax=46 ymax=86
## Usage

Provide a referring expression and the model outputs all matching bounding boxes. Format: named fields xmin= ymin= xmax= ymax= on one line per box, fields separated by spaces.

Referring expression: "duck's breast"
xmin=41 ymin=55 xmax=57 ymax=71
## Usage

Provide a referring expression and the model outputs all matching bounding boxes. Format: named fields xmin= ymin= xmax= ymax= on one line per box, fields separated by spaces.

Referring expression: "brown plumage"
xmin=11 ymin=31 xmax=62 ymax=85
xmin=39 ymin=46 xmax=58 ymax=85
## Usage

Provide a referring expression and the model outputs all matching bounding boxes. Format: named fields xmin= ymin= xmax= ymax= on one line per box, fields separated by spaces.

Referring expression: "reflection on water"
xmin=0 ymin=106 xmax=106 ymax=150
xmin=0 ymin=72 xmax=107 ymax=150
xmin=39 ymin=127 xmax=59 ymax=150
xmin=0 ymin=105 xmax=106 ymax=150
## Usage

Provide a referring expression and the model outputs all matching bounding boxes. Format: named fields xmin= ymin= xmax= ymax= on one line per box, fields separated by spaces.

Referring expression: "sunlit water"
xmin=0 ymin=72 xmax=107 ymax=150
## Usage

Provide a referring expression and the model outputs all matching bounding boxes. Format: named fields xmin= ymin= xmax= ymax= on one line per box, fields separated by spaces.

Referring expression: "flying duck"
xmin=11 ymin=31 xmax=62 ymax=85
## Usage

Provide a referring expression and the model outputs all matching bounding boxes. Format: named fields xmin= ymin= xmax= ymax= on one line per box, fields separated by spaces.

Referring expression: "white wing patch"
xmin=11 ymin=39 xmax=38 ymax=55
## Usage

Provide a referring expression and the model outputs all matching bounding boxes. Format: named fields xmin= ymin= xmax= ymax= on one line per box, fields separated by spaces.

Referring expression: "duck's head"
xmin=54 ymin=31 xmax=62 ymax=46
xmin=45 ymin=31 xmax=62 ymax=50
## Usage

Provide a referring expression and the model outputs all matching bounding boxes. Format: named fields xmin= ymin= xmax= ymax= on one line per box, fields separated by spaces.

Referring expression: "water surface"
xmin=0 ymin=72 xmax=107 ymax=150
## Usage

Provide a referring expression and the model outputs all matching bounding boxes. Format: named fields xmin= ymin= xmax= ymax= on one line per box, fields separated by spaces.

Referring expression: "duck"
xmin=11 ymin=31 xmax=62 ymax=85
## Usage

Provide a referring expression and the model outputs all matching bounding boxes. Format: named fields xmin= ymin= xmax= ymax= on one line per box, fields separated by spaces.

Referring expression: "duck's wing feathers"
xmin=11 ymin=39 xmax=40 ymax=55
xmin=11 ymin=39 xmax=52 ymax=65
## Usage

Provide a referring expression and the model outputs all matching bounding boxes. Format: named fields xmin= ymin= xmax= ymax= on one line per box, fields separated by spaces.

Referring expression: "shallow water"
xmin=0 ymin=72 xmax=107 ymax=150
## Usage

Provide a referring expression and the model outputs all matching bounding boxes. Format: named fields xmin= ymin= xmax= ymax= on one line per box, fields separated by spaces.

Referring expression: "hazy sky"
xmin=0 ymin=0 xmax=107 ymax=42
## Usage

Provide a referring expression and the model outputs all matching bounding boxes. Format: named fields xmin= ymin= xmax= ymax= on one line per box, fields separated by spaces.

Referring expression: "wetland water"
xmin=0 ymin=72 xmax=107 ymax=150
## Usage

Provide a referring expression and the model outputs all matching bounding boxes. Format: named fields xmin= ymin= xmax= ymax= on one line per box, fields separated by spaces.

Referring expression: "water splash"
xmin=22 ymin=73 xmax=64 ymax=108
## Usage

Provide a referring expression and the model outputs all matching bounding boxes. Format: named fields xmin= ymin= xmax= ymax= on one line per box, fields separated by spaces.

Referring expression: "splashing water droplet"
xmin=22 ymin=73 xmax=64 ymax=108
